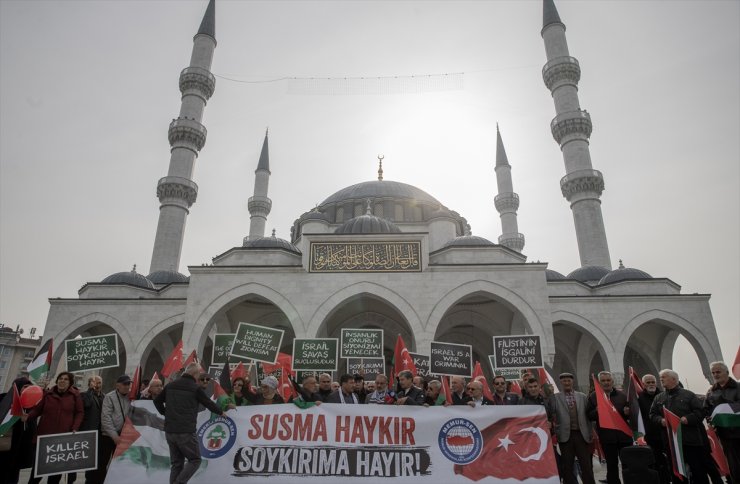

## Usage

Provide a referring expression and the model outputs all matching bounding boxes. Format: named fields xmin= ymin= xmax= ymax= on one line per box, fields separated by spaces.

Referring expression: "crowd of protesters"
xmin=0 ymin=358 xmax=737 ymax=484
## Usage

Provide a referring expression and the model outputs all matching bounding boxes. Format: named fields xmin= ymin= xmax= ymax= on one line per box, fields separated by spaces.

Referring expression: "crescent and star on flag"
xmin=496 ymin=426 xmax=549 ymax=462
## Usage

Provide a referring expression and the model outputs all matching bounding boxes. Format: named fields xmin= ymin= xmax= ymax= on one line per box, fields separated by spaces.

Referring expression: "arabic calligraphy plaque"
xmin=309 ymin=241 xmax=421 ymax=272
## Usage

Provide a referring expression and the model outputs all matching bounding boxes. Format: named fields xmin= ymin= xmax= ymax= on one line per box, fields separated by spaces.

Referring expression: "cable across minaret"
xmin=149 ymin=0 xmax=216 ymax=274
xmin=246 ymin=130 xmax=272 ymax=241
xmin=541 ymin=0 xmax=612 ymax=269
xmin=494 ymin=125 xmax=525 ymax=252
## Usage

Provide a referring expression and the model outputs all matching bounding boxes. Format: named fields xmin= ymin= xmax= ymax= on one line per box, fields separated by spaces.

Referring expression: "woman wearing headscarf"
xmin=23 ymin=371 xmax=83 ymax=484
xmin=1 ymin=377 xmax=35 ymax=484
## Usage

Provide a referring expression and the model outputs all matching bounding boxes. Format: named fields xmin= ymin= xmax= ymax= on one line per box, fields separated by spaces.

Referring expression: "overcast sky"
xmin=1 ymin=0 xmax=737 ymax=392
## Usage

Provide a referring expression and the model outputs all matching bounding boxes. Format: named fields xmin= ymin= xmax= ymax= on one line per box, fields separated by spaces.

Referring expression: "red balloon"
xmin=20 ymin=385 xmax=43 ymax=408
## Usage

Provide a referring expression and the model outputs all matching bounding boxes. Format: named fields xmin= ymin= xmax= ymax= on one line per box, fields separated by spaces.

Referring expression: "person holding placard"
xmin=23 ymin=372 xmax=83 ymax=484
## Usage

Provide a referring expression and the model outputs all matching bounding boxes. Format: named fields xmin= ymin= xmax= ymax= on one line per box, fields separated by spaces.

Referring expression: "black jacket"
xmin=396 ymin=386 xmax=425 ymax=405
xmin=587 ymin=388 xmax=632 ymax=444
xmin=649 ymin=386 xmax=705 ymax=446
xmin=637 ymin=389 xmax=663 ymax=446
xmin=452 ymin=391 xmax=471 ymax=406
xmin=705 ymin=378 xmax=740 ymax=440
xmin=80 ymin=389 xmax=104 ymax=432
xmin=154 ymin=374 xmax=222 ymax=433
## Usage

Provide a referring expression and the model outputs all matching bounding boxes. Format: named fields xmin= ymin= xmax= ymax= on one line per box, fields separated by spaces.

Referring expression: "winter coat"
xmin=27 ymin=385 xmax=83 ymax=443
xmin=80 ymin=389 xmax=104 ymax=432
xmin=649 ymin=386 xmax=705 ymax=447
xmin=154 ymin=373 xmax=222 ymax=434
xmin=705 ymin=378 xmax=740 ymax=440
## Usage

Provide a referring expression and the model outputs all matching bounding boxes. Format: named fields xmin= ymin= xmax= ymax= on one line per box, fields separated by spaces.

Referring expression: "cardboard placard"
xmin=492 ymin=335 xmax=542 ymax=369
xmin=430 ymin=341 xmax=472 ymax=377
xmin=230 ymin=323 xmax=284 ymax=364
xmin=346 ymin=358 xmax=385 ymax=380
xmin=292 ymin=338 xmax=338 ymax=371
xmin=65 ymin=334 xmax=119 ymax=373
xmin=209 ymin=364 xmax=257 ymax=385
xmin=340 ymin=329 xmax=384 ymax=359
xmin=409 ymin=352 xmax=432 ymax=378
xmin=35 ymin=430 xmax=98 ymax=478
xmin=211 ymin=334 xmax=251 ymax=365
xmin=487 ymin=356 xmax=523 ymax=381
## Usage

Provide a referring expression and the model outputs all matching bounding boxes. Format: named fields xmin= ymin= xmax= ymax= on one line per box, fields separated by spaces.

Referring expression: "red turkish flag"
xmin=510 ymin=380 xmax=522 ymax=396
xmin=454 ymin=413 xmax=558 ymax=481
xmin=441 ymin=376 xmax=453 ymax=405
xmin=231 ymin=361 xmax=247 ymax=381
xmin=128 ymin=366 xmax=141 ymax=401
xmin=393 ymin=334 xmax=417 ymax=377
xmin=160 ymin=340 xmax=183 ymax=378
xmin=592 ymin=375 xmax=633 ymax=438
xmin=706 ymin=427 xmax=730 ymax=477
xmin=183 ymin=349 xmax=198 ymax=369
xmin=472 ymin=361 xmax=494 ymax=401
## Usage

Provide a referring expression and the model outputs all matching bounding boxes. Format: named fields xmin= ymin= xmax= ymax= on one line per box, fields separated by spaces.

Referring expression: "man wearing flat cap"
xmin=547 ymin=373 xmax=595 ymax=484
xmin=101 ymin=374 xmax=133 ymax=478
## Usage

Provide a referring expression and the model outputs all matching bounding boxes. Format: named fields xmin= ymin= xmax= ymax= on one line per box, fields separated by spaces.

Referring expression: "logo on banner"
xmin=438 ymin=418 xmax=483 ymax=464
xmin=198 ymin=416 xmax=237 ymax=459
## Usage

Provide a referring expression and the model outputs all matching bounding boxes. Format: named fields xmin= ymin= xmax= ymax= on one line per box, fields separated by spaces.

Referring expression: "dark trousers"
xmin=560 ymin=430 xmax=596 ymax=484
xmin=602 ymin=440 xmax=631 ymax=484
xmin=165 ymin=432 xmax=202 ymax=484
xmin=668 ymin=444 xmax=709 ymax=484
xmin=84 ymin=434 xmax=116 ymax=484
xmin=719 ymin=437 xmax=739 ymax=483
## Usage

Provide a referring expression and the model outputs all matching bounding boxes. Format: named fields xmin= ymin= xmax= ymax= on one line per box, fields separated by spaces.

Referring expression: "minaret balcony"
xmin=248 ymin=195 xmax=273 ymax=216
xmin=168 ymin=117 xmax=207 ymax=152
xmin=498 ymin=233 xmax=525 ymax=252
xmin=494 ymin=192 xmax=520 ymax=212
xmin=550 ymin=110 xmax=592 ymax=145
xmin=560 ymin=169 xmax=604 ymax=201
xmin=157 ymin=176 xmax=198 ymax=207
xmin=179 ymin=67 xmax=216 ymax=101
xmin=542 ymin=56 xmax=581 ymax=91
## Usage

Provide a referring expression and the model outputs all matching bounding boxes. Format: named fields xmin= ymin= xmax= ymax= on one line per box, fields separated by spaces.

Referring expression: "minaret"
xmin=494 ymin=125 xmax=525 ymax=252
xmin=541 ymin=0 xmax=612 ymax=269
xmin=149 ymin=0 xmax=217 ymax=274
xmin=246 ymin=130 xmax=272 ymax=241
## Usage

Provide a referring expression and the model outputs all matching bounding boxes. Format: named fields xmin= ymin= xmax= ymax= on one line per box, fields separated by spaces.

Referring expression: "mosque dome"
xmin=243 ymin=232 xmax=301 ymax=254
xmin=146 ymin=270 xmax=189 ymax=284
xmin=598 ymin=260 xmax=652 ymax=285
xmin=101 ymin=267 xmax=155 ymax=289
xmin=335 ymin=213 xmax=402 ymax=235
xmin=441 ymin=235 xmax=495 ymax=249
xmin=545 ymin=269 xmax=566 ymax=281
xmin=566 ymin=265 xmax=610 ymax=284
xmin=320 ymin=180 xmax=441 ymax=207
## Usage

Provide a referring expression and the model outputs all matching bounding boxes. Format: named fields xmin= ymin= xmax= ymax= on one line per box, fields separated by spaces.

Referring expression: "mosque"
xmin=40 ymin=0 xmax=722 ymax=391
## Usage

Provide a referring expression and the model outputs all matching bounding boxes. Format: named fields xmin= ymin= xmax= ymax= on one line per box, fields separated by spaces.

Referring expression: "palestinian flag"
xmin=28 ymin=338 xmax=53 ymax=383
xmin=0 ymin=384 xmax=22 ymax=436
xmin=663 ymin=407 xmax=686 ymax=480
xmin=710 ymin=401 xmax=740 ymax=428
xmin=626 ymin=367 xmax=646 ymax=441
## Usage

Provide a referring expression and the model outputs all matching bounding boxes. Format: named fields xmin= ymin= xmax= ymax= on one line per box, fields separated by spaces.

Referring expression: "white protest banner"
xmin=108 ymin=401 xmax=558 ymax=483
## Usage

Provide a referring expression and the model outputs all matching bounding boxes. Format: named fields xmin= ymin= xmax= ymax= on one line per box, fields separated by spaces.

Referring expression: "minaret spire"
xmin=494 ymin=125 xmax=525 ymax=252
xmin=246 ymin=130 xmax=272 ymax=241
xmin=541 ymin=0 xmax=611 ymax=269
xmin=149 ymin=0 xmax=217 ymax=274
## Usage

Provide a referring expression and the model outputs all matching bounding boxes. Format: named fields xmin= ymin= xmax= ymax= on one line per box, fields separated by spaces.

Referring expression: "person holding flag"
xmin=637 ymin=373 xmax=670 ymax=484
xmin=649 ymin=369 xmax=710 ymax=484
xmin=704 ymin=361 xmax=739 ymax=481
xmin=1 ymin=377 xmax=35 ymax=484
xmin=586 ymin=371 xmax=633 ymax=484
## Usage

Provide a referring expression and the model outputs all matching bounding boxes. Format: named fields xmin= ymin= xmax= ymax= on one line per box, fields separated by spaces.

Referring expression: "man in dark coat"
xmin=80 ymin=375 xmax=106 ymax=484
xmin=326 ymin=374 xmax=360 ymax=404
xmin=492 ymin=375 xmax=521 ymax=405
xmin=704 ymin=361 xmax=740 ymax=482
xmin=318 ymin=373 xmax=334 ymax=402
xmin=450 ymin=376 xmax=471 ymax=406
xmin=467 ymin=380 xmax=495 ymax=407
xmin=155 ymin=363 xmax=224 ymax=484
xmin=637 ymin=374 xmax=670 ymax=484
xmin=395 ymin=371 xmax=425 ymax=406
xmin=649 ymin=369 xmax=710 ymax=484
xmin=587 ymin=371 xmax=632 ymax=484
